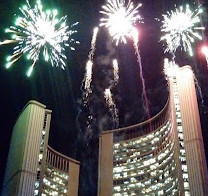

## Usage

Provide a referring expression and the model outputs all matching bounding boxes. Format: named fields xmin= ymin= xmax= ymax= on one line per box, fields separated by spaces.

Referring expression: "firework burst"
xmin=100 ymin=0 xmax=142 ymax=45
xmin=161 ymin=4 xmax=204 ymax=56
xmin=0 ymin=0 xmax=79 ymax=76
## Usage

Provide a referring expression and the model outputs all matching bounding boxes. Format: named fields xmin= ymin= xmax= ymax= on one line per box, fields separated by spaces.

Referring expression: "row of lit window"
xmin=113 ymin=154 xmax=177 ymax=191
xmin=113 ymin=123 xmax=171 ymax=154
xmin=111 ymin=82 xmax=184 ymax=196
xmin=113 ymin=121 xmax=171 ymax=151
xmin=113 ymin=161 xmax=176 ymax=188
xmin=113 ymin=151 xmax=180 ymax=194
xmin=113 ymin=159 xmax=179 ymax=195
xmin=113 ymin=139 xmax=175 ymax=179
xmin=113 ymin=123 xmax=172 ymax=164
xmin=43 ymin=168 xmax=69 ymax=195
xmin=113 ymin=175 xmax=179 ymax=196
xmin=43 ymin=177 xmax=67 ymax=189
xmin=42 ymin=179 xmax=68 ymax=195
xmin=172 ymin=79 xmax=190 ymax=195
xmin=34 ymin=115 xmax=48 ymax=196
xmin=46 ymin=166 xmax=68 ymax=180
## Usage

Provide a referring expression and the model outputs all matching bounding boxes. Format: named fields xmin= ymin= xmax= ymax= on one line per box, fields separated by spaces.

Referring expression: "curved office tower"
xmin=98 ymin=66 xmax=208 ymax=196
xmin=2 ymin=100 xmax=80 ymax=196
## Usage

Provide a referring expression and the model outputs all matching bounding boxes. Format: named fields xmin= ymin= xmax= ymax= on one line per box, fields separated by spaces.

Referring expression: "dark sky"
xmin=0 ymin=0 xmax=208 ymax=195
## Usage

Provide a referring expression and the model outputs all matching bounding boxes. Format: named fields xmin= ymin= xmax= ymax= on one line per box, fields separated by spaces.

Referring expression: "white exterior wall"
xmin=2 ymin=101 xmax=51 ymax=196
xmin=176 ymin=66 xmax=208 ymax=196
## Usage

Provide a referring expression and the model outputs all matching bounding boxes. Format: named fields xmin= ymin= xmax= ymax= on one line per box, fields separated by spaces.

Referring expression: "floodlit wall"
xmin=175 ymin=66 xmax=208 ymax=196
xmin=2 ymin=100 xmax=80 ymax=196
xmin=2 ymin=101 xmax=50 ymax=196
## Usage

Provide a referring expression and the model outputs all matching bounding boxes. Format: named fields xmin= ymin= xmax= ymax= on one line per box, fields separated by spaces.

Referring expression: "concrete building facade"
xmin=98 ymin=65 xmax=208 ymax=196
xmin=2 ymin=100 xmax=80 ymax=196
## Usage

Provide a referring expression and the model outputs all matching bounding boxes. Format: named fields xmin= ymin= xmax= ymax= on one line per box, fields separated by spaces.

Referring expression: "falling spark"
xmin=88 ymin=27 xmax=99 ymax=62
xmin=100 ymin=0 xmax=142 ymax=45
xmin=84 ymin=60 xmax=93 ymax=98
xmin=132 ymin=28 xmax=151 ymax=121
xmin=112 ymin=59 xmax=119 ymax=85
xmin=194 ymin=74 xmax=204 ymax=104
xmin=161 ymin=4 xmax=204 ymax=56
xmin=0 ymin=0 xmax=79 ymax=76
xmin=104 ymin=89 xmax=114 ymax=108
xmin=104 ymin=88 xmax=119 ymax=128
xmin=83 ymin=27 xmax=99 ymax=103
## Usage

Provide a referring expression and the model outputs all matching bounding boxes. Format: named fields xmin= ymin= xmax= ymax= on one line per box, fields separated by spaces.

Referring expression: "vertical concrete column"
xmin=97 ymin=132 xmax=113 ymax=196
xmin=68 ymin=161 xmax=80 ymax=196
xmin=176 ymin=66 xmax=208 ymax=196
xmin=2 ymin=101 xmax=48 ymax=196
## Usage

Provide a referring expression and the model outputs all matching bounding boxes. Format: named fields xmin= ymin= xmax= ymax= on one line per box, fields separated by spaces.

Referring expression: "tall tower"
xmin=97 ymin=65 xmax=208 ymax=196
xmin=2 ymin=101 xmax=51 ymax=196
xmin=169 ymin=65 xmax=208 ymax=195
xmin=2 ymin=100 xmax=80 ymax=196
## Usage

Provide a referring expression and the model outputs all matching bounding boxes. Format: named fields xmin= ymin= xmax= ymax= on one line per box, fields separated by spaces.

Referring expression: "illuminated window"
xmin=158 ymin=190 xmax=164 ymax=195
xmin=182 ymin=165 xmax=187 ymax=172
xmin=185 ymin=191 xmax=190 ymax=196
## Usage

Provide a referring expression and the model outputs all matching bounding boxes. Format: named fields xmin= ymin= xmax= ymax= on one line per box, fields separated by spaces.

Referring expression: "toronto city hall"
xmin=1 ymin=65 xmax=208 ymax=196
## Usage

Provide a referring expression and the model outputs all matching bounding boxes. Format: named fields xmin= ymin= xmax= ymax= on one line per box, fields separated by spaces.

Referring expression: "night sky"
xmin=0 ymin=0 xmax=208 ymax=195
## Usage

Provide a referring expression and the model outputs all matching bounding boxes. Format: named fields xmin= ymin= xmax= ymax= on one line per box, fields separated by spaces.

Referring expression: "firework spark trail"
xmin=0 ymin=0 xmax=79 ymax=76
xmin=88 ymin=27 xmax=99 ymax=62
xmin=83 ymin=60 xmax=93 ymax=102
xmin=132 ymin=29 xmax=151 ymax=122
xmin=100 ymin=0 xmax=142 ymax=45
xmin=112 ymin=59 xmax=119 ymax=85
xmin=80 ymin=28 xmax=99 ymax=141
xmin=104 ymin=88 xmax=119 ymax=128
xmin=161 ymin=4 xmax=204 ymax=57
xmin=194 ymin=75 xmax=204 ymax=104
xmin=83 ymin=27 xmax=99 ymax=104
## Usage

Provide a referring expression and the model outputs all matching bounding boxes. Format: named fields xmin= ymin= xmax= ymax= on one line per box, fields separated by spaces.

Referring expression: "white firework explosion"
xmin=99 ymin=0 xmax=142 ymax=45
xmin=0 ymin=0 xmax=79 ymax=76
xmin=161 ymin=4 xmax=204 ymax=56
